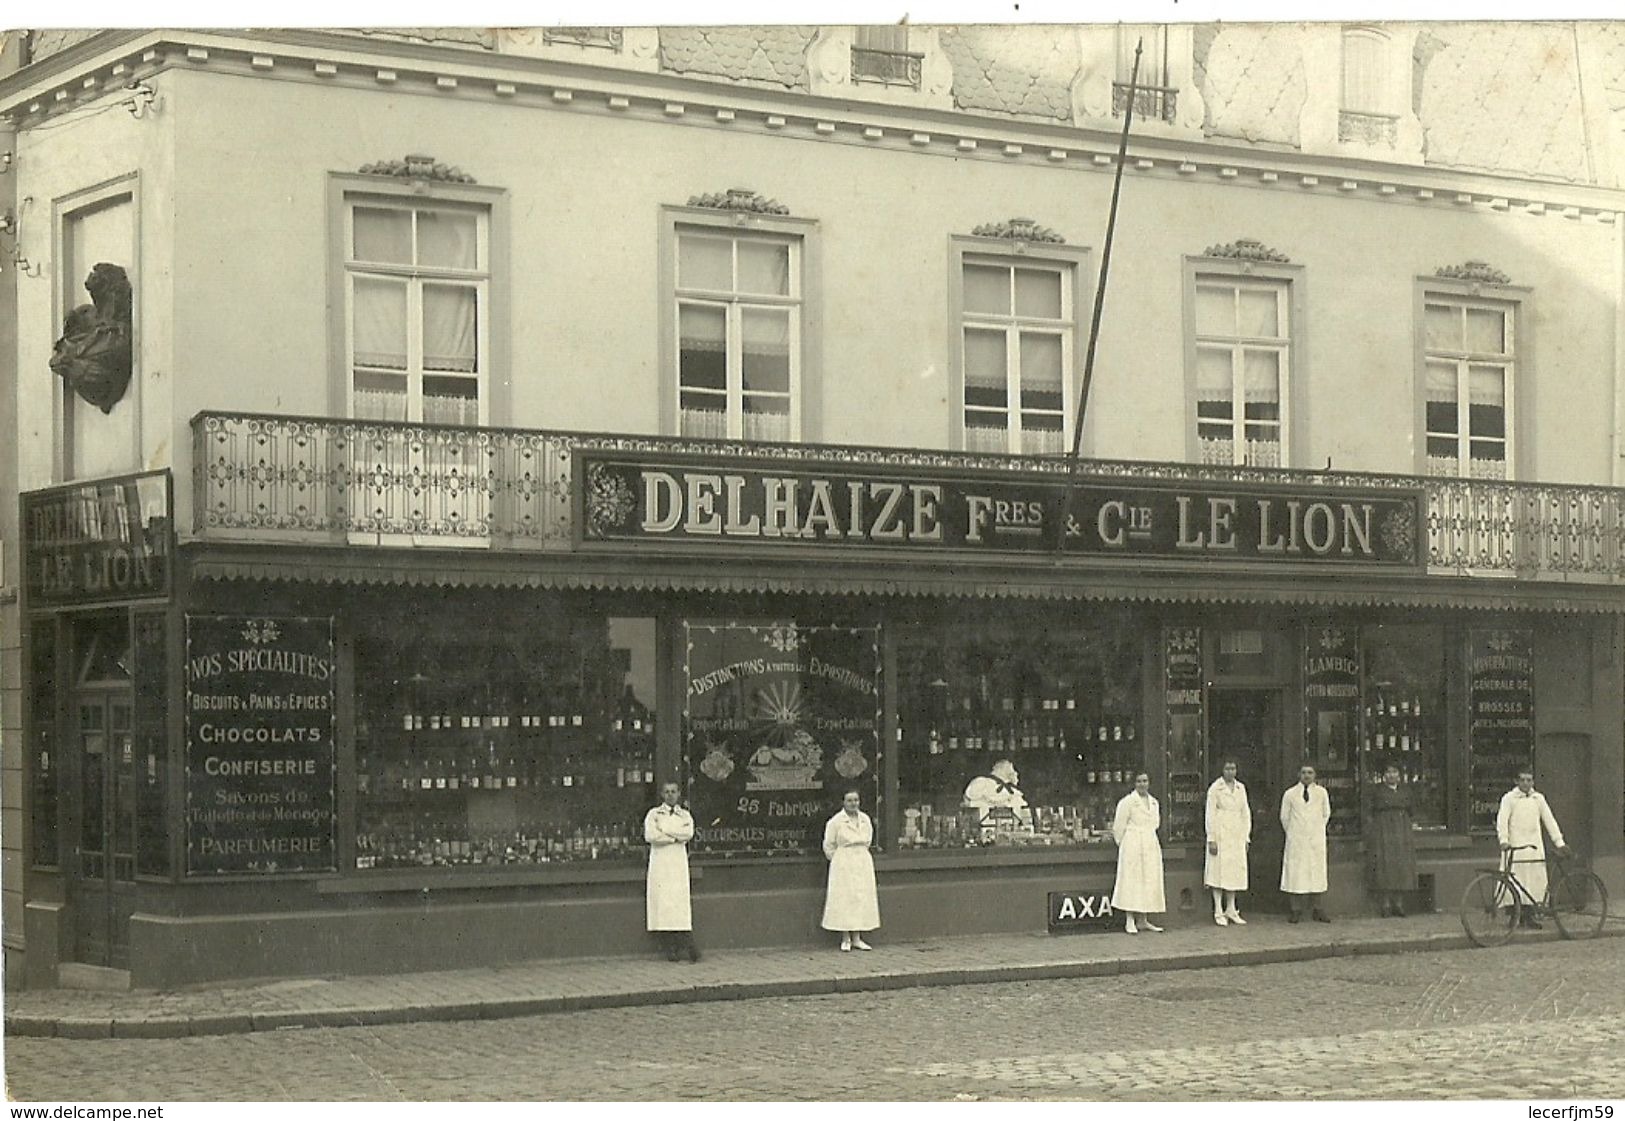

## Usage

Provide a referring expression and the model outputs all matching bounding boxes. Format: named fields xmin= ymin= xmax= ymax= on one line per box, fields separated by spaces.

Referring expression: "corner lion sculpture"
xmin=50 ymin=262 xmax=133 ymax=414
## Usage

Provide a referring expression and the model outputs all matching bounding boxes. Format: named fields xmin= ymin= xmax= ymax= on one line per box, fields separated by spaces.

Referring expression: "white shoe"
xmin=1226 ymin=911 xmax=1247 ymax=925
xmin=840 ymin=939 xmax=852 ymax=952
xmin=1142 ymin=921 xmax=1165 ymax=932
xmin=1125 ymin=919 xmax=1138 ymax=935
xmin=1214 ymin=913 xmax=1228 ymax=927
xmin=852 ymin=938 xmax=873 ymax=951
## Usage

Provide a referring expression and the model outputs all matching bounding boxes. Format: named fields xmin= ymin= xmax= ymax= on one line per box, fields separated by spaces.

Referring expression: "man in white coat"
xmin=645 ymin=781 xmax=700 ymax=962
xmin=1496 ymin=768 xmax=1568 ymax=929
xmin=1280 ymin=764 xmax=1331 ymax=923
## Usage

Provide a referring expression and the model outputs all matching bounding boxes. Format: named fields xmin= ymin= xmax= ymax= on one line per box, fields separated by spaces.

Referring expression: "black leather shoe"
xmin=688 ymin=942 xmax=702 ymax=963
xmin=1288 ymin=913 xmax=1302 ymax=924
xmin=1521 ymin=918 xmax=1544 ymax=930
xmin=1312 ymin=910 xmax=1332 ymax=923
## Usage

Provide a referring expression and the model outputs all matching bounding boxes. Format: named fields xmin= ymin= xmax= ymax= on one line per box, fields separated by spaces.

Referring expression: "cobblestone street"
xmin=8 ymin=936 xmax=1625 ymax=1101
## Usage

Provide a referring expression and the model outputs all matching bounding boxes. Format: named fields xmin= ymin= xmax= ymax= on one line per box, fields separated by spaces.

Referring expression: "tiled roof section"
xmin=346 ymin=28 xmax=496 ymax=50
xmin=1418 ymin=23 xmax=1589 ymax=183
xmin=1201 ymin=24 xmax=1306 ymax=145
xmin=26 ymin=29 xmax=102 ymax=62
xmin=659 ymin=26 xmax=814 ymax=89
xmin=939 ymin=25 xmax=1076 ymax=122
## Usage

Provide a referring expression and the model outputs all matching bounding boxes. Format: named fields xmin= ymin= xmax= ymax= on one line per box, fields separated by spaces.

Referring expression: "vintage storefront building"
xmin=3 ymin=25 xmax=1624 ymax=987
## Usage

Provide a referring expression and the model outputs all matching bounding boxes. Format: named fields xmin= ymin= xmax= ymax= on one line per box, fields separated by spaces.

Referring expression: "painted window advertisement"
xmin=185 ymin=615 xmax=337 ymax=875
xmin=685 ymin=622 xmax=881 ymax=856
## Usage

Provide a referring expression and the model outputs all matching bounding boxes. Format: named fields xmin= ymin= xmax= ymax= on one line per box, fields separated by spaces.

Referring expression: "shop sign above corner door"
xmin=576 ymin=451 xmax=1424 ymax=570
xmin=21 ymin=470 xmax=172 ymax=607
xmin=184 ymin=614 xmax=337 ymax=876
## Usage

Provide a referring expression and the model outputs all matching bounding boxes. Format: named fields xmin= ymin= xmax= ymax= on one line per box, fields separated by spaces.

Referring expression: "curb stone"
xmin=12 ymin=923 xmax=1619 ymax=1040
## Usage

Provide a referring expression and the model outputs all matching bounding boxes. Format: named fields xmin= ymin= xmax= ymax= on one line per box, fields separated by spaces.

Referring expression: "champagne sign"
xmin=1467 ymin=629 xmax=1535 ymax=834
xmin=579 ymin=453 xmax=1424 ymax=569
xmin=185 ymin=615 xmax=337 ymax=875
xmin=1163 ymin=627 xmax=1205 ymax=842
xmin=684 ymin=623 xmax=881 ymax=857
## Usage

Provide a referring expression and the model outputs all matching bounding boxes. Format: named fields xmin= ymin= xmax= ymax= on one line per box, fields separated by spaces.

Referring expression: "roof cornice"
xmin=3 ymin=28 xmax=1620 ymax=220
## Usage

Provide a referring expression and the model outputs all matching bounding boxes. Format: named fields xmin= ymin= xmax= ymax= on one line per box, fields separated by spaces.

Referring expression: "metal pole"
xmin=1055 ymin=38 xmax=1141 ymax=554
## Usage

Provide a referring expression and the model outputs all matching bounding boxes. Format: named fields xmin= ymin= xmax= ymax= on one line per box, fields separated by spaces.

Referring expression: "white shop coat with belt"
xmin=821 ymin=810 xmax=880 ymax=932
xmin=1497 ymin=787 xmax=1565 ymax=903
xmin=1204 ymin=777 xmax=1251 ymax=891
xmin=1279 ymin=782 xmax=1331 ymax=894
xmin=644 ymin=803 xmax=694 ymax=931
xmin=1110 ymin=791 xmax=1167 ymax=913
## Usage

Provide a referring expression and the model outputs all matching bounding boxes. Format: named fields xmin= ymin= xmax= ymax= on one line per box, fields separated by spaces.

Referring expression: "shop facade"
xmin=19 ymin=428 xmax=1624 ymax=987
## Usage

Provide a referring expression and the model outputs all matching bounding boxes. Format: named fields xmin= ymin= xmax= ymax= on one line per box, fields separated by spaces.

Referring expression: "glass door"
xmin=1206 ymin=688 xmax=1286 ymax=914
xmin=72 ymin=690 xmax=137 ymax=967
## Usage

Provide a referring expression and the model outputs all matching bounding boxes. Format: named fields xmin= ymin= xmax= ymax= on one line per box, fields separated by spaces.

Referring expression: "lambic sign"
xmin=21 ymin=470 xmax=173 ymax=606
xmin=578 ymin=453 xmax=1424 ymax=569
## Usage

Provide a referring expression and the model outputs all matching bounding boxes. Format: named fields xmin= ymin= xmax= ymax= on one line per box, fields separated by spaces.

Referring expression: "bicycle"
xmin=1458 ymin=844 xmax=1609 ymax=948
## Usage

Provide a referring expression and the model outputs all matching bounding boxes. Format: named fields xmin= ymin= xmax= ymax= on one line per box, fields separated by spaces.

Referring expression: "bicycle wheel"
xmin=1549 ymin=871 xmax=1609 ymax=940
xmin=1460 ymin=873 xmax=1518 ymax=947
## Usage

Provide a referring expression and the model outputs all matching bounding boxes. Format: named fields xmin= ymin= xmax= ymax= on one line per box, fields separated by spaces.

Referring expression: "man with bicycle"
xmin=1495 ymin=768 xmax=1567 ymax=929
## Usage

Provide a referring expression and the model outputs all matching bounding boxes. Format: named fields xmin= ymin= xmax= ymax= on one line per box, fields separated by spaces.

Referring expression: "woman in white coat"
xmin=644 ymin=781 xmax=700 ymax=962
xmin=822 ymin=790 xmax=880 ymax=951
xmin=1205 ymin=760 xmax=1252 ymax=926
xmin=1111 ymin=773 xmax=1167 ymax=934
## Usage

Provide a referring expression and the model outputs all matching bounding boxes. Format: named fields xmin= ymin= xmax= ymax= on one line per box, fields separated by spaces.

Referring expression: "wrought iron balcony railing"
xmin=191 ymin=411 xmax=1625 ymax=584
xmin=1112 ymin=82 xmax=1178 ymax=123
xmin=850 ymin=45 xmax=923 ymax=90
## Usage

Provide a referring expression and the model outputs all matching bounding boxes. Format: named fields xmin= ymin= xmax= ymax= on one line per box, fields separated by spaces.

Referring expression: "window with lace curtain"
xmin=958 ymin=255 xmax=1077 ymax=456
xmin=1423 ymin=296 xmax=1515 ymax=480
xmin=674 ymin=227 xmax=801 ymax=442
xmin=346 ymin=199 xmax=488 ymax=426
xmin=1192 ymin=277 xmax=1291 ymax=468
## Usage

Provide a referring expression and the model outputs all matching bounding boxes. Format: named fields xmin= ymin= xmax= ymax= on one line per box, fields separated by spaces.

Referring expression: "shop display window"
xmin=1361 ymin=624 xmax=1447 ymax=828
xmin=354 ymin=610 xmax=657 ymax=868
xmin=895 ymin=617 xmax=1143 ymax=849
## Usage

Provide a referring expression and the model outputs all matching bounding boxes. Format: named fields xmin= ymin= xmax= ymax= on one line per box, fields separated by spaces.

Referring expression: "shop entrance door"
xmin=70 ymin=689 xmax=138 ymax=968
xmin=1207 ymin=688 xmax=1285 ymax=914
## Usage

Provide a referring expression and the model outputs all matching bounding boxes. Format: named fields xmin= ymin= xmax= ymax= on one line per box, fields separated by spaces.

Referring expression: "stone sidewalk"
xmin=7 ymin=910 xmax=1619 ymax=1040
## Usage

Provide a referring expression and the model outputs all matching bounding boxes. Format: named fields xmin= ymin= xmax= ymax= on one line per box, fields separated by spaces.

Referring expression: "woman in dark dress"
xmin=1365 ymin=763 xmax=1417 ymax=916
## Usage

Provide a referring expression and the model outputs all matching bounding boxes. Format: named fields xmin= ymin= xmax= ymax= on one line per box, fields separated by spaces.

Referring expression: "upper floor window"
xmin=345 ymin=199 xmax=489 ymax=425
xmin=1193 ymin=277 xmax=1291 ymax=468
xmin=1114 ymin=24 xmax=1175 ymax=122
xmin=959 ymin=254 xmax=1078 ymax=456
xmin=675 ymin=228 xmax=802 ymax=442
xmin=1340 ymin=27 xmax=1399 ymax=145
xmin=1423 ymin=297 xmax=1515 ymax=480
xmin=852 ymin=25 xmax=922 ymax=90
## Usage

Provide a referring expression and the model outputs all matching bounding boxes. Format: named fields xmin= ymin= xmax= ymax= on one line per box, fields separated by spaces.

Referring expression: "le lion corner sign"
xmin=576 ymin=451 xmax=1424 ymax=571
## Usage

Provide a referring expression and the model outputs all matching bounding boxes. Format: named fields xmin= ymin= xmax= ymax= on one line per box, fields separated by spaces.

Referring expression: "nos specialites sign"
xmin=22 ymin=470 xmax=172 ymax=606
xmin=578 ymin=454 xmax=1424 ymax=568
xmin=1047 ymin=890 xmax=1119 ymax=934
xmin=685 ymin=623 xmax=881 ymax=857
xmin=185 ymin=615 xmax=337 ymax=875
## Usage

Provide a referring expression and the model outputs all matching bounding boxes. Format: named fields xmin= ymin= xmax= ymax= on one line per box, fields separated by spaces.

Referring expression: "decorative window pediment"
xmin=1201 ymin=238 xmax=1291 ymax=263
xmin=1434 ymin=261 xmax=1511 ymax=286
xmin=970 ymin=217 xmax=1066 ymax=244
xmin=686 ymin=188 xmax=791 ymax=216
xmin=358 ymin=154 xmax=476 ymax=185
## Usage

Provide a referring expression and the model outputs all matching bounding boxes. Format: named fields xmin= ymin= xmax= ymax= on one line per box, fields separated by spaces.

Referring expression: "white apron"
xmin=644 ymin=804 xmax=694 ymax=931
xmin=1279 ymin=783 xmax=1330 ymax=894
xmin=1497 ymin=789 xmax=1565 ymax=903
xmin=1110 ymin=792 xmax=1166 ymax=913
xmin=821 ymin=810 xmax=880 ymax=932
xmin=1204 ymin=778 xmax=1251 ymax=891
